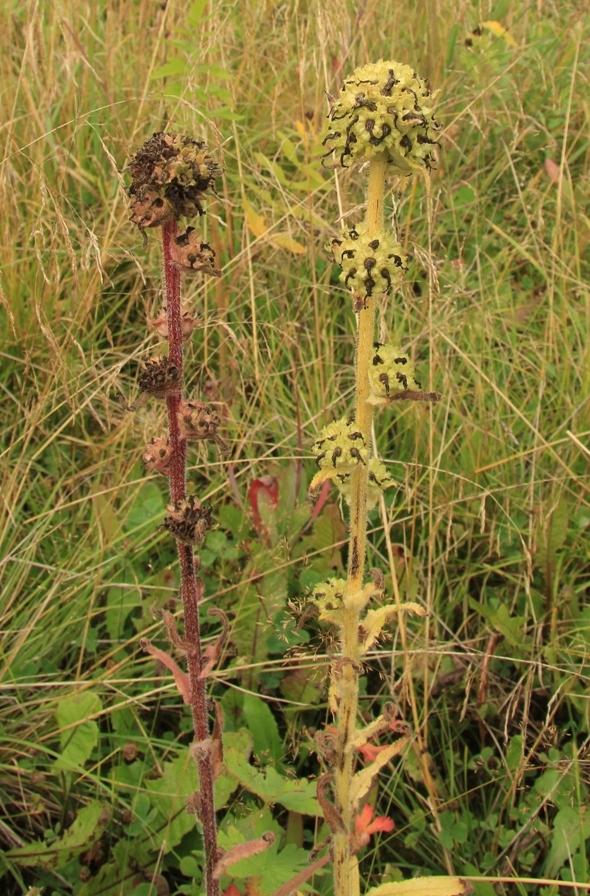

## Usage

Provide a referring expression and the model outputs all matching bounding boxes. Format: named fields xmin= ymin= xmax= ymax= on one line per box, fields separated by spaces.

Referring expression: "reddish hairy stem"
xmin=162 ymin=221 xmax=220 ymax=896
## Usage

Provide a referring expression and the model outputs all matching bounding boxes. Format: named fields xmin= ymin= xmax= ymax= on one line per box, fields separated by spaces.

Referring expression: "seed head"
xmin=323 ymin=60 xmax=441 ymax=174
xmin=170 ymin=227 xmax=220 ymax=276
xmin=162 ymin=495 xmax=212 ymax=545
xmin=138 ymin=356 xmax=181 ymax=399
xmin=143 ymin=436 xmax=172 ymax=476
xmin=177 ymin=399 xmax=229 ymax=455
xmin=128 ymin=132 xmax=222 ymax=227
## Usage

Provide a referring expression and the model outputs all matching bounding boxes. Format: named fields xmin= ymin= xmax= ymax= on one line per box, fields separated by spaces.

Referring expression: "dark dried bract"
xmin=163 ymin=495 xmax=212 ymax=545
xmin=138 ymin=356 xmax=181 ymax=399
xmin=128 ymin=132 xmax=222 ymax=226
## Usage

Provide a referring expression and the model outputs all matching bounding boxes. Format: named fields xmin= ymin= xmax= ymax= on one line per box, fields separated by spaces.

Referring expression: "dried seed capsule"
xmin=147 ymin=307 xmax=198 ymax=342
xmin=142 ymin=436 xmax=172 ymax=476
xmin=162 ymin=496 xmax=212 ymax=545
xmin=127 ymin=132 xmax=222 ymax=227
xmin=177 ymin=399 xmax=229 ymax=454
xmin=137 ymin=356 xmax=181 ymax=399
xmin=170 ymin=227 xmax=221 ymax=276
xmin=322 ymin=60 xmax=441 ymax=174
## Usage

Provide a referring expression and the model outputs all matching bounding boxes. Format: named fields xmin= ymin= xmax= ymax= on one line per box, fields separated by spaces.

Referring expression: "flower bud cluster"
xmin=323 ymin=60 xmax=441 ymax=174
xmin=335 ymin=458 xmax=395 ymax=510
xmin=330 ymin=222 xmax=406 ymax=303
xmin=312 ymin=417 xmax=368 ymax=474
xmin=311 ymin=579 xmax=346 ymax=626
xmin=368 ymin=343 xmax=422 ymax=403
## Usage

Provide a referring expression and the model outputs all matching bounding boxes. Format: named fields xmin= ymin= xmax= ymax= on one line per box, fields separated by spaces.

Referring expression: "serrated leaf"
xmin=54 ymin=691 xmax=102 ymax=770
xmin=544 ymin=805 xmax=590 ymax=877
xmin=225 ymin=744 xmax=320 ymax=815
xmin=366 ymin=877 xmax=472 ymax=896
xmin=269 ymin=233 xmax=306 ymax=255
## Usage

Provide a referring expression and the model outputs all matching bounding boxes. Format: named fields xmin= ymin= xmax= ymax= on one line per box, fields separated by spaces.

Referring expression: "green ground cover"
xmin=0 ymin=1 xmax=588 ymax=894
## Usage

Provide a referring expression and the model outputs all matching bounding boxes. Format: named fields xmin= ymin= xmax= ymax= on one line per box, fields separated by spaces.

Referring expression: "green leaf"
xmin=225 ymin=741 xmax=320 ymax=815
xmin=105 ymin=583 xmax=139 ymax=640
xmin=242 ymin=694 xmax=283 ymax=767
xmin=544 ymin=806 xmax=590 ymax=877
xmin=187 ymin=0 xmax=208 ymax=26
xmin=146 ymin=750 xmax=199 ymax=850
xmin=6 ymin=801 xmax=109 ymax=870
xmin=218 ymin=808 xmax=311 ymax=895
xmin=54 ymin=691 xmax=102 ymax=770
xmin=151 ymin=59 xmax=187 ymax=80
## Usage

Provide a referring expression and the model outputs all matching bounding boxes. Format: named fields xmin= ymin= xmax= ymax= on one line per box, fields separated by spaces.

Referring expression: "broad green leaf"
xmin=218 ymin=808 xmax=310 ymax=895
xmin=151 ymin=59 xmax=187 ymax=80
xmin=225 ymin=742 xmax=320 ymax=815
xmin=54 ymin=691 xmax=102 ymax=770
xmin=544 ymin=806 xmax=590 ymax=877
xmin=105 ymin=583 xmax=139 ymax=640
xmin=6 ymin=801 xmax=109 ymax=870
xmin=146 ymin=750 xmax=199 ymax=850
xmin=242 ymin=693 xmax=283 ymax=766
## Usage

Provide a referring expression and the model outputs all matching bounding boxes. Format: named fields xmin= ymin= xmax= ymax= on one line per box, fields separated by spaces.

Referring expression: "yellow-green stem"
xmin=333 ymin=157 xmax=387 ymax=896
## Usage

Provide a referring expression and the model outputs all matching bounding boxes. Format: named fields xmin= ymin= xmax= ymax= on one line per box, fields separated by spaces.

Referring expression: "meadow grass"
xmin=0 ymin=1 xmax=589 ymax=894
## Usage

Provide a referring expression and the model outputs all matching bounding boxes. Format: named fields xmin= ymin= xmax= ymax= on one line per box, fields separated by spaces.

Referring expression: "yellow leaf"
xmin=269 ymin=232 xmax=306 ymax=255
xmin=350 ymin=736 xmax=411 ymax=808
xmin=295 ymin=119 xmax=307 ymax=139
xmin=481 ymin=20 xmax=517 ymax=47
xmin=243 ymin=198 xmax=267 ymax=239
xmin=366 ymin=877 xmax=473 ymax=896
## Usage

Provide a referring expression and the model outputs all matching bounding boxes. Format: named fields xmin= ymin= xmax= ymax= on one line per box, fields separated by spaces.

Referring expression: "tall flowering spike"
xmin=323 ymin=60 xmax=441 ymax=174
xmin=128 ymin=132 xmax=222 ymax=227
xmin=330 ymin=222 xmax=407 ymax=305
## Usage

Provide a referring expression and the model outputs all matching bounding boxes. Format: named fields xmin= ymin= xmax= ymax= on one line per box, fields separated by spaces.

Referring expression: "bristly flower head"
xmin=128 ymin=132 xmax=222 ymax=227
xmin=323 ymin=60 xmax=441 ymax=174
xmin=310 ymin=416 xmax=368 ymax=482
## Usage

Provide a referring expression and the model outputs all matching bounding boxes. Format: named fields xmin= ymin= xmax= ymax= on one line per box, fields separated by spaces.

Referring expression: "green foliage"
xmin=0 ymin=0 xmax=589 ymax=893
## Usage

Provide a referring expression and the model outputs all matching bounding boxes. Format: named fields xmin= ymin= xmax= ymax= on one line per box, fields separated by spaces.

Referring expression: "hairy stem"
xmin=333 ymin=157 xmax=387 ymax=896
xmin=162 ymin=221 xmax=220 ymax=896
